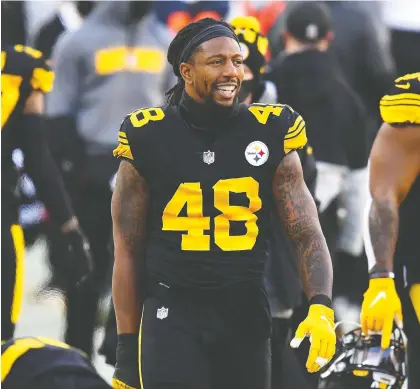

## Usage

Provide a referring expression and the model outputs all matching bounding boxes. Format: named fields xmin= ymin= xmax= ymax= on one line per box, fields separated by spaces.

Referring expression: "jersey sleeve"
xmin=113 ymin=115 xmax=135 ymax=162
xmin=379 ymin=73 xmax=420 ymax=125
xmin=30 ymin=58 xmax=54 ymax=93
xmin=282 ymin=105 xmax=308 ymax=154
xmin=11 ymin=45 xmax=54 ymax=93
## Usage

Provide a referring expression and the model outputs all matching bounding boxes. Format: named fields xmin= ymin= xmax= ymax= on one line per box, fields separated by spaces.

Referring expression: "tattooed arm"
xmin=367 ymin=123 xmax=420 ymax=273
xmin=112 ymin=160 xmax=150 ymax=334
xmin=273 ymin=151 xmax=333 ymax=299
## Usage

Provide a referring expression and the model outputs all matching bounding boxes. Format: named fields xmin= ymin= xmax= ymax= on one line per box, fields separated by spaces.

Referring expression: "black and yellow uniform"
xmin=1 ymin=45 xmax=74 ymax=340
xmin=1 ymin=337 xmax=110 ymax=389
xmin=114 ymin=94 xmax=307 ymax=389
xmin=379 ymin=72 xmax=420 ymax=389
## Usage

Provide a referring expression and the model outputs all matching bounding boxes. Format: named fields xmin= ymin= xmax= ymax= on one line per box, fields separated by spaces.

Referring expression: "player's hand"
xmin=62 ymin=228 xmax=94 ymax=286
xmin=361 ymin=277 xmax=403 ymax=349
xmin=290 ymin=304 xmax=336 ymax=373
xmin=113 ymin=334 xmax=140 ymax=389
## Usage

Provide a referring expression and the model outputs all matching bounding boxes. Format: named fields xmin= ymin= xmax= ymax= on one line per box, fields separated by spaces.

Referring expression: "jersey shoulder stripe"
xmin=113 ymin=107 xmax=166 ymax=161
xmin=380 ymin=73 xmax=420 ymax=125
xmin=245 ymin=102 xmax=307 ymax=153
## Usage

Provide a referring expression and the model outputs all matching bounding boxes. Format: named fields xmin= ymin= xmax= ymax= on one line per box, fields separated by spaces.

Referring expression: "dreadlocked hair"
xmin=165 ymin=18 xmax=235 ymax=106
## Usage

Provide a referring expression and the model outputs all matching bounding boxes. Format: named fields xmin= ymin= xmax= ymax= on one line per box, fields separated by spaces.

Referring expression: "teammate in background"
xmin=1 ymin=45 xmax=93 ymax=341
xmin=362 ymin=73 xmax=420 ymax=389
xmin=1 ymin=337 xmax=111 ymax=389
xmin=111 ymin=18 xmax=335 ymax=389
xmin=232 ymin=16 xmax=319 ymax=389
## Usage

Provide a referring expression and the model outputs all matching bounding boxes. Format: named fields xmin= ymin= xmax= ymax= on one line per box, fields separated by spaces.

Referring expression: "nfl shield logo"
xmin=203 ymin=150 xmax=215 ymax=165
xmin=156 ymin=306 xmax=168 ymax=320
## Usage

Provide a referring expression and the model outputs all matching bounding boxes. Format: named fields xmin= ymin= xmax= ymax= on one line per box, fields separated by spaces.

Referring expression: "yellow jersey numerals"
xmin=248 ymin=104 xmax=284 ymax=124
xmin=162 ymin=177 xmax=262 ymax=251
xmin=129 ymin=107 xmax=164 ymax=128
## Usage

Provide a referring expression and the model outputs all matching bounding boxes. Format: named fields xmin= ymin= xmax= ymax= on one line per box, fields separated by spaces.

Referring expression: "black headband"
xmin=174 ymin=24 xmax=239 ymax=77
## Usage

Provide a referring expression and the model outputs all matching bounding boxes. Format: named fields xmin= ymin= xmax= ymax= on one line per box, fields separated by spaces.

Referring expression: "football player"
xmin=1 ymin=45 xmax=93 ymax=341
xmin=1 ymin=337 xmax=111 ymax=389
xmin=111 ymin=18 xmax=335 ymax=389
xmin=361 ymin=72 xmax=420 ymax=389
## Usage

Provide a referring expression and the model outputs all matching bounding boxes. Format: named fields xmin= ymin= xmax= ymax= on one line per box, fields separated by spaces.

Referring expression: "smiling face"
xmin=180 ymin=36 xmax=244 ymax=107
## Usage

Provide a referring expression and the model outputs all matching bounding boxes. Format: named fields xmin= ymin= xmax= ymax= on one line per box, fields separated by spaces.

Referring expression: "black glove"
xmin=113 ymin=334 xmax=140 ymax=389
xmin=61 ymin=228 xmax=94 ymax=287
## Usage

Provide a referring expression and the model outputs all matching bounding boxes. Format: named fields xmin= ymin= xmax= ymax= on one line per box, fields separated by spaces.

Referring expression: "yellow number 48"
xmin=162 ymin=177 xmax=262 ymax=251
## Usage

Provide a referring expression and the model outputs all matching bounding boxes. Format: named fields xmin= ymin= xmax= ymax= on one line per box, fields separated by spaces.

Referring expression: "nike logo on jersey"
xmin=395 ymin=82 xmax=410 ymax=90
xmin=369 ymin=291 xmax=387 ymax=308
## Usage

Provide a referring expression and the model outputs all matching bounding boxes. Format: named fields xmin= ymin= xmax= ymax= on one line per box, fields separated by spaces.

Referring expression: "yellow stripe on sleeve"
xmin=380 ymin=102 xmax=420 ymax=125
xmin=118 ymin=137 xmax=129 ymax=145
xmin=284 ymin=117 xmax=307 ymax=154
xmin=30 ymin=68 xmax=54 ymax=93
xmin=381 ymin=93 xmax=420 ymax=102
xmin=113 ymin=143 xmax=133 ymax=160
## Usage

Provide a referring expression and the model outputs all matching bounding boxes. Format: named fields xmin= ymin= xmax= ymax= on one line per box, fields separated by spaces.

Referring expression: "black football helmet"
xmin=318 ymin=325 xmax=406 ymax=389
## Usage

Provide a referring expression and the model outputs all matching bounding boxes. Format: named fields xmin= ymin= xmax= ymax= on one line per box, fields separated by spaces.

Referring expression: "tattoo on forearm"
xmin=368 ymin=199 xmax=398 ymax=273
xmin=112 ymin=161 xmax=149 ymax=256
xmin=273 ymin=153 xmax=333 ymax=299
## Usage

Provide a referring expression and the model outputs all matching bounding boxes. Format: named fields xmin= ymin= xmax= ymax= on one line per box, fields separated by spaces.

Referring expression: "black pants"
xmin=63 ymin=177 xmax=114 ymax=357
xmin=140 ymin=282 xmax=271 ymax=389
xmin=1 ymin=224 xmax=25 ymax=341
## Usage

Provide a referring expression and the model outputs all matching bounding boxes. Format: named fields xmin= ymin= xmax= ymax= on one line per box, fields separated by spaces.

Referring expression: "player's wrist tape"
xmin=116 ymin=334 xmax=139 ymax=365
xmin=369 ymin=271 xmax=395 ymax=279
xmin=309 ymin=294 xmax=332 ymax=308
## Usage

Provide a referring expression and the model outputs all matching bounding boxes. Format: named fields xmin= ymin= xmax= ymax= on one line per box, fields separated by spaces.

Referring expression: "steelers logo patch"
xmin=245 ymin=141 xmax=269 ymax=166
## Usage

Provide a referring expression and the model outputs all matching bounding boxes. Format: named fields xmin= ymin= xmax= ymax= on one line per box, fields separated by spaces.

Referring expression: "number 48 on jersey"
xmin=162 ymin=177 xmax=262 ymax=251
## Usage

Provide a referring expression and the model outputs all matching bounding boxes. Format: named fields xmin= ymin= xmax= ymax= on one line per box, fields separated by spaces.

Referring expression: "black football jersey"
xmin=1 ymin=45 xmax=54 ymax=222
xmin=114 ymin=103 xmax=307 ymax=288
xmin=1 ymin=337 xmax=103 ymax=388
xmin=380 ymin=73 xmax=420 ymax=281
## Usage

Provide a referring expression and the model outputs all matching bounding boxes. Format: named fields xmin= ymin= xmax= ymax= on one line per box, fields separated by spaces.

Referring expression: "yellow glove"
xmin=290 ymin=304 xmax=336 ymax=373
xmin=361 ymin=278 xmax=403 ymax=349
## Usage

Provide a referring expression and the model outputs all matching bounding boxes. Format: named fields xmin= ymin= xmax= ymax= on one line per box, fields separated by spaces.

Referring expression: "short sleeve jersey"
xmin=114 ymin=103 xmax=307 ymax=288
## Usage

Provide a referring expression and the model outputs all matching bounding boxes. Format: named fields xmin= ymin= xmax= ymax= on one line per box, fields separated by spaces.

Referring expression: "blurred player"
xmin=362 ymin=73 xmax=420 ymax=389
xmin=1 ymin=45 xmax=93 ymax=341
xmin=1 ymin=337 xmax=111 ymax=389
xmin=111 ymin=18 xmax=335 ymax=389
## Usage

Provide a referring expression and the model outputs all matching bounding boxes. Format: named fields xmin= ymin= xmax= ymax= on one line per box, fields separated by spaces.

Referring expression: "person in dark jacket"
xmin=232 ymin=16 xmax=319 ymax=389
xmin=33 ymin=1 xmax=95 ymax=59
xmin=268 ymin=1 xmax=396 ymax=140
xmin=265 ymin=1 xmax=370 ymax=335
